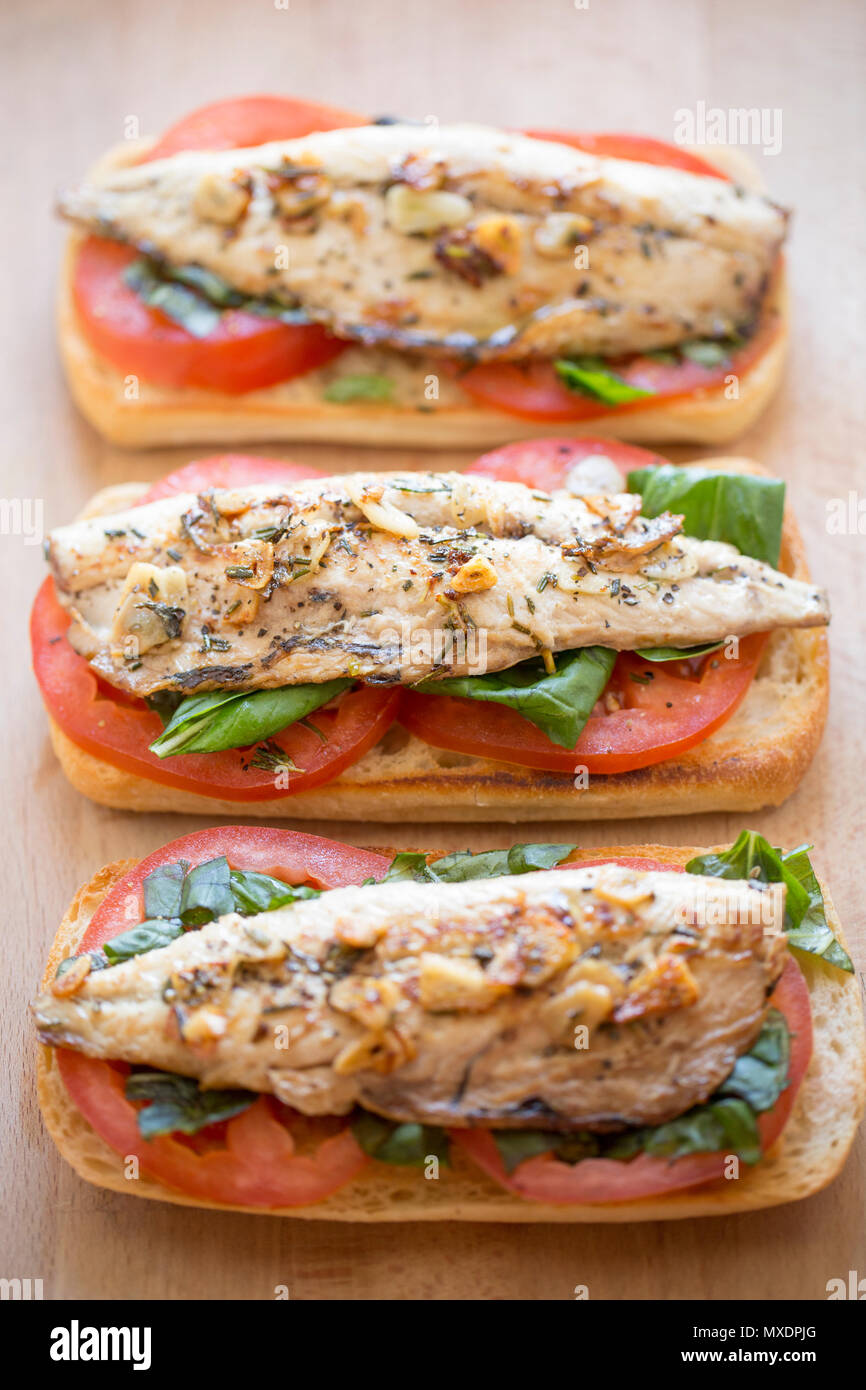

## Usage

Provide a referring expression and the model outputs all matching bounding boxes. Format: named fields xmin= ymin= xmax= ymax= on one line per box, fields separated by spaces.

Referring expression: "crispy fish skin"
xmin=57 ymin=123 xmax=788 ymax=361
xmin=45 ymin=472 xmax=829 ymax=695
xmin=33 ymin=865 xmax=788 ymax=1130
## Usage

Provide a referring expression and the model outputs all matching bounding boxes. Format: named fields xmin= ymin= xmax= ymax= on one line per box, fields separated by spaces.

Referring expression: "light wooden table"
xmin=2 ymin=0 xmax=863 ymax=1301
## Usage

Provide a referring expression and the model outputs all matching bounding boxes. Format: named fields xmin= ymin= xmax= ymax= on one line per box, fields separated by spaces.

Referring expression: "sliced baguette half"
xmin=42 ymin=456 xmax=829 ymax=822
xmin=36 ymin=843 xmax=865 ymax=1222
xmin=58 ymin=144 xmax=786 ymax=450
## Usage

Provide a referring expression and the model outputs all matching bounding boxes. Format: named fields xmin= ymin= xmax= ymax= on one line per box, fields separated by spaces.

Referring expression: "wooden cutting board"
xmin=2 ymin=0 xmax=863 ymax=1301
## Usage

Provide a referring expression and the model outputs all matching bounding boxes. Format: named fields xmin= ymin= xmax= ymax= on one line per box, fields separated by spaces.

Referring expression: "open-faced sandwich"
xmin=32 ymin=439 xmax=829 ymax=821
xmin=33 ymin=827 xmax=864 ymax=1221
xmin=57 ymin=94 xmax=788 ymax=448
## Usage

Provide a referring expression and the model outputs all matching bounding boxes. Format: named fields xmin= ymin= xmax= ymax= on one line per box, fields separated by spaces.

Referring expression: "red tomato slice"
xmin=451 ymin=956 xmax=812 ymax=1204
xmin=72 ymin=237 xmax=347 ymax=395
xmin=57 ymin=1052 xmax=368 ymax=1210
xmin=72 ymin=96 xmax=365 ymax=393
xmin=144 ymin=94 xmax=368 ymax=161
xmin=78 ymin=825 xmax=392 ymax=951
xmin=54 ymin=826 xmax=386 ymax=1209
xmin=31 ymin=578 xmax=399 ymax=801
xmin=138 ymin=453 xmax=324 ymax=503
xmin=524 ymin=129 xmax=729 ymax=179
xmin=467 ymin=436 xmax=666 ymax=491
xmin=401 ymin=635 xmax=767 ymax=777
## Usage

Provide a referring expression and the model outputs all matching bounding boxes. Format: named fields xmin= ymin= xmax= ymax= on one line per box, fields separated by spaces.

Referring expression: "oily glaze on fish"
xmin=33 ymin=864 xmax=787 ymax=1129
xmin=58 ymin=123 xmax=788 ymax=361
xmin=45 ymin=472 xmax=830 ymax=694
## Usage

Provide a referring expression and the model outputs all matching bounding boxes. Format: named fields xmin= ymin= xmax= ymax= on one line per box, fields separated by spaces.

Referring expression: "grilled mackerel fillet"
xmin=34 ymin=864 xmax=788 ymax=1129
xmin=58 ymin=123 xmax=788 ymax=361
xmin=45 ymin=471 xmax=829 ymax=695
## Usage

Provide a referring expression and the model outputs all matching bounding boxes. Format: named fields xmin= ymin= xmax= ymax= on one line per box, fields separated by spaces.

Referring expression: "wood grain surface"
xmin=2 ymin=0 xmax=864 ymax=1301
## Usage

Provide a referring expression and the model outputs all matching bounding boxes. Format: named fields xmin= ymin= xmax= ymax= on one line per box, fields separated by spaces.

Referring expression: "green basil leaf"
xmin=493 ymin=1130 xmax=563 ymax=1175
xmin=145 ymin=689 xmax=185 ymax=727
xmin=717 ymin=1009 xmax=789 ymax=1112
xmin=125 ymin=1071 xmax=255 ymax=1139
xmin=679 ymin=338 xmax=740 ymax=368
xmin=640 ymin=1096 xmax=762 ymax=1166
xmin=164 ymin=263 xmax=246 ymax=307
xmin=123 ymin=259 xmax=222 ymax=338
xmin=686 ymin=830 xmax=808 ymax=919
xmin=149 ymin=680 xmax=351 ymax=757
xmin=778 ymin=845 xmax=853 ymax=971
xmin=179 ymin=856 xmax=234 ymax=926
xmin=245 ymin=300 xmax=310 ymax=325
xmin=90 ymin=856 xmax=322 ymax=977
xmin=379 ymin=842 xmax=575 ymax=884
xmin=493 ymin=1129 xmax=600 ymax=1175
xmin=633 ymin=641 xmax=725 ymax=662
xmin=505 ymin=843 xmax=576 ymax=874
xmin=323 ymin=374 xmax=394 ymax=403
xmin=685 ymin=831 xmax=852 ymax=970
xmin=554 ymin=357 xmax=654 ymax=406
xmin=142 ymin=861 xmax=188 ymax=920
xmin=416 ymin=646 xmax=616 ymax=749
xmin=101 ymin=858 xmax=317 ymax=967
xmin=229 ymin=870 xmax=320 ymax=915
xmin=374 ymin=851 xmax=432 ymax=883
xmin=351 ymin=1112 xmax=451 ymax=1167
xmin=627 ymin=463 xmax=785 ymax=566
xmin=125 ymin=257 xmax=310 ymax=328
xmin=102 ymin=919 xmax=185 ymax=964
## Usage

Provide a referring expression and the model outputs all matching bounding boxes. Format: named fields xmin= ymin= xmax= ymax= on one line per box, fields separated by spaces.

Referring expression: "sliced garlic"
xmin=471 ymin=214 xmax=523 ymax=275
xmin=613 ymin=955 xmax=699 ymax=1024
xmin=272 ymin=170 xmax=332 ymax=219
xmin=418 ymin=953 xmax=506 ymax=1012
xmin=345 ymin=479 xmax=420 ymax=539
xmin=641 ymin=545 xmax=699 ymax=581
xmin=326 ymin=192 xmax=369 ymax=235
xmin=385 ymin=183 xmax=472 ymax=235
xmin=449 ymin=555 xmax=498 ymax=593
xmin=540 ymin=979 xmax=614 ymax=1041
xmin=333 ymin=1026 xmax=415 ymax=1076
xmin=593 ymin=869 xmax=656 ymax=910
xmin=533 ymin=211 xmax=594 ymax=257
xmin=222 ymin=539 xmax=275 ymax=591
xmin=330 ymin=975 xmax=401 ymax=1032
xmin=50 ymin=955 xmax=92 ymax=998
xmin=180 ymin=1007 xmax=229 ymax=1046
xmin=193 ymin=172 xmax=250 ymax=225
xmin=300 ymin=523 xmax=334 ymax=579
xmin=110 ymin=562 xmax=188 ymax=653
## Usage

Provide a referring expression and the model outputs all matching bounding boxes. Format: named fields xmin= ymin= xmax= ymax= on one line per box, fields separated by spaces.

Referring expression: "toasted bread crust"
xmin=57 ymin=144 xmax=787 ymax=450
xmin=41 ymin=457 xmax=829 ymax=822
xmin=36 ymin=844 xmax=866 ymax=1221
